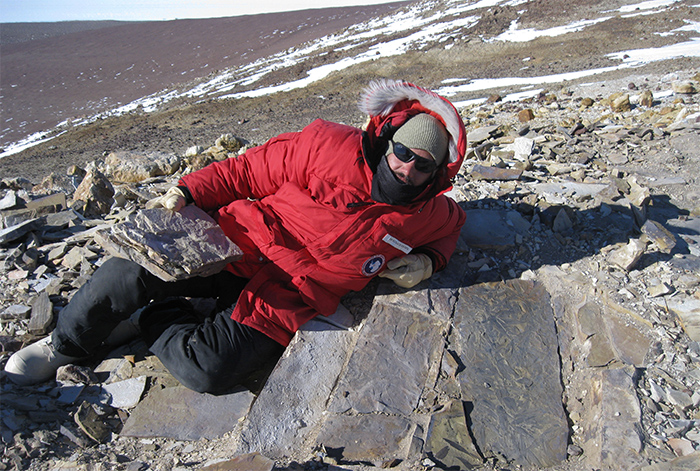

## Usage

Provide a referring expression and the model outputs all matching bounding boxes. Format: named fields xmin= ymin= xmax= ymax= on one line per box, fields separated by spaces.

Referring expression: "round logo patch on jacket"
xmin=361 ymin=254 xmax=385 ymax=276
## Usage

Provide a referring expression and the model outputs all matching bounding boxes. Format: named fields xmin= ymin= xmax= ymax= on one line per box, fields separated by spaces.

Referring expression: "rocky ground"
xmin=1 ymin=0 xmax=700 ymax=470
xmin=1 ymin=69 xmax=699 ymax=471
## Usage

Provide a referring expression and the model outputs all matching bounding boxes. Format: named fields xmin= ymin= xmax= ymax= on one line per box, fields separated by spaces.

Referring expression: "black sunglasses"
xmin=390 ymin=141 xmax=438 ymax=174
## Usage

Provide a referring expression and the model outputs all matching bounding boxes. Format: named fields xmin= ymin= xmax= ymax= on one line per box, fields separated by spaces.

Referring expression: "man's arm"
xmin=179 ymin=130 xmax=306 ymax=211
xmin=417 ymin=196 xmax=466 ymax=272
xmin=380 ymin=197 xmax=466 ymax=287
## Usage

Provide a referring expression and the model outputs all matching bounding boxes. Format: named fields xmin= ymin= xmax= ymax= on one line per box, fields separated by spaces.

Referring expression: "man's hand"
xmin=145 ymin=187 xmax=187 ymax=211
xmin=378 ymin=253 xmax=433 ymax=288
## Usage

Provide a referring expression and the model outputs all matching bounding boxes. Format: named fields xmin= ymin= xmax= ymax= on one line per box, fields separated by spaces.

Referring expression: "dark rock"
xmin=74 ymin=401 xmax=111 ymax=443
xmin=120 ymin=386 xmax=255 ymax=440
xmin=451 ymin=280 xmax=568 ymax=468
xmin=518 ymin=109 xmax=535 ymax=122
xmin=0 ymin=218 xmax=44 ymax=245
xmin=424 ymin=400 xmax=483 ymax=468
xmin=28 ymin=292 xmax=53 ymax=334
xmin=641 ymin=220 xmax=677 ymax=254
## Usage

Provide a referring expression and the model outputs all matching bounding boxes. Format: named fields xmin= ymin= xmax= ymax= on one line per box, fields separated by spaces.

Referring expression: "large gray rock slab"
xmin=314 ymin=291 xmax=453 ymax=464
xmin=95 ymin=205 xmax=242 ymax=281
xmin=234 ymin=315 xmax=356 ymax=460
xmin=326 ymin=301 xmax=449 ymax=416
xmin=374 ymin=286 xmax=456 ymax=323
xmin=315 ymin=414 xmax=416 ymax=463
xmin=451 ymin=280 xmax=568 ymax=468
xmin=120 ymin=386 xmax=254 ymax=441
xmin=234 ymin=289 xmax=455 ymax=464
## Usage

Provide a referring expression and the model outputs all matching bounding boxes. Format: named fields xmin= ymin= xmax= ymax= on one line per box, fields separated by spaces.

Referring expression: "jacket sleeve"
xmin=413 ymin=197 xmax=466 ymax=272
xmin=179 ymin=131 xmax=311 ymax=211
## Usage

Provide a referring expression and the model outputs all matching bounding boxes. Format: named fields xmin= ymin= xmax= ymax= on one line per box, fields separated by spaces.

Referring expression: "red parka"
xmin=180 ymin=80 xmax=467 ymax=346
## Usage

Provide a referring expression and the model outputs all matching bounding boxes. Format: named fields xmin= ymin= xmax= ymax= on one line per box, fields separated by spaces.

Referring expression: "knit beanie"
xmin=390 ymin=113 xmax=449 ymax=166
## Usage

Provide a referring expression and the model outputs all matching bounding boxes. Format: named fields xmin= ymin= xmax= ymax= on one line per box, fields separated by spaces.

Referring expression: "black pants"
xmin=52 ymin=258 xmax=285 ymax=395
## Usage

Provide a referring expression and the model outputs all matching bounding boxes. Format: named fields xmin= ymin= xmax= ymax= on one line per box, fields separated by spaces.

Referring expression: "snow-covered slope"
xmin=2 ymin=0 xmax=698 ymax=157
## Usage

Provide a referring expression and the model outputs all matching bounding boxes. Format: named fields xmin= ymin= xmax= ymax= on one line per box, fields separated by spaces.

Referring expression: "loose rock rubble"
xmin=1 ymin=71 xmax=699 ymax=470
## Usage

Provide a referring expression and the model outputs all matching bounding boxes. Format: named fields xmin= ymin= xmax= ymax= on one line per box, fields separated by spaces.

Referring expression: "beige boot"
xmin=4 ymin=336 xmax=82 ymax=386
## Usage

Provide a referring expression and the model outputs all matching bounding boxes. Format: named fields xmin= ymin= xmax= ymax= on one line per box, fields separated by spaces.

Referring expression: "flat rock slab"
xmin=326 ymin=301 xmax=448 ymax=416
xmin=450 ymin=280 xmax=568 ymax=468
xmin=234 ymin=291 xmax=453 ymax=464
xmin=316 ymin=292 xmax=451 ymax=463
xmin=0 ymin=217 xmax=44 ymax=244
xmin=95 ymin=206 xmax=242 ymax=281
xmin=470 ymin=165 xmax=523 ymax=181
xmin=578 ymin=301 xmax=652 ymax=367
xmin=525 ymin=181 xmax=609 ymax=204
xmin=101 ymin=376 xmax=147 ymax=410
xmin=235 ymin=317 xmax=355 ymax=459
xmin=315 ymin=414 xmax=415 ymax=463
xmin=120 ymin=386 xmax=254 ymax=441
xmin=200 ymin=453 xmax=274 ymax=471
xmin=587 ymin=367 xmax=645 ymax=470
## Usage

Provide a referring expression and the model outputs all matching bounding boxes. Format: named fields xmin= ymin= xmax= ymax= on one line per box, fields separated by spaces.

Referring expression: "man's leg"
xmin=52 ymin=257 xmax=242 ymax=357
xmin=5 ymin=258 xmax=163 ymax=385
xmin=51 ymin=257 xmax=161 ymax=357
xmin=52 ymin=257 xmax=217 ymax=357
xmin=140 ymin=299 xmax=285 ymax=395
xmin=5 ymin=257 xmax=245 ymax=385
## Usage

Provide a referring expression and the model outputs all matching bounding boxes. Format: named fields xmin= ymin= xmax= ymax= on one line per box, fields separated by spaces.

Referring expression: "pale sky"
xmin=0 ymin=0 xmax=402 ymax=23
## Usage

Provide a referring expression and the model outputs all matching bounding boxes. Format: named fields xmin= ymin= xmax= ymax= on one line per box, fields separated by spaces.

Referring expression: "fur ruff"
xmin=358 ymin=79 xmax=463 ymax=164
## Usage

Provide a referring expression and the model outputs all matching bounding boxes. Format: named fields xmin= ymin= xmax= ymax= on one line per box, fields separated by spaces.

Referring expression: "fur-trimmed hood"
xmin=359 ymin=79 xmax=467 ymax=197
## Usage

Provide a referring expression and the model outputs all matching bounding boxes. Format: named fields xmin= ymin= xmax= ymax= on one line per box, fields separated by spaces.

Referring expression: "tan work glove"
xmin=145 ymin=187 xmax=187 ymax=211
xmin=378 ymin=253 xmax=433 ymax=288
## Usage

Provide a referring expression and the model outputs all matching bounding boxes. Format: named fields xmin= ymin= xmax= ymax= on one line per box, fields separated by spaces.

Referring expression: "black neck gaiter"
xmin=371 ymin=155 xmax=429 ymax=205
